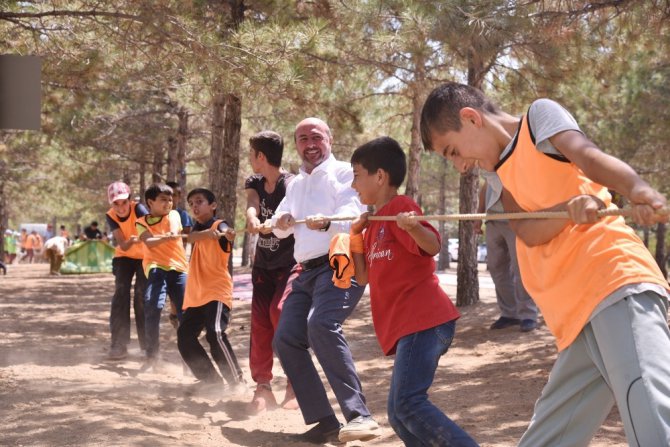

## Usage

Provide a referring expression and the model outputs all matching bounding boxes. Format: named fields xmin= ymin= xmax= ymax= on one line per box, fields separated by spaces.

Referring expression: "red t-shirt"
xmin=364 ymin=195 xmax=460 ymax=355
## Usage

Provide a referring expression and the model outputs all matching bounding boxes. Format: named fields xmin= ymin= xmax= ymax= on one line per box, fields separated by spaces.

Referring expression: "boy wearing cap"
xmin=105 ymin=181 xmax=150 ymax=360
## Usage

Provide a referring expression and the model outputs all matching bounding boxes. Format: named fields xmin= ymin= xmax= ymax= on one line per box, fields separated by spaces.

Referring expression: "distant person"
xmin=136 ymin=183 xmax=188 ymax=369
xmin=476 ymin=176 xmax=538 ymax=332
xmin=59 ymin=225 xmax=70 ymax=240
xmin=178 ymin=188 xmax=244 ymax=389
xmin=4 ymin=229 xmax=17 ymax=265
xmin=272 ymin=117 xmax=378 ymax=444
xmin=166 ymin=181 xmax=193 ymax=329
xmin=421 ymin=82 xmax=670 ymax=447
xmin=25 ymin=230 xmax=39 ymax=263
xmin=43 ymin=235 xmax=70 ymax=275
xmin=349 ymin=136 xmax=478 ymax=446
xmin=244 ymin=130 xmax=297 ymax=413
xmin=83 ymin=221 xmax=104 ymax=240
xmin=18 ymin=229 xmax=28 ymax=263
xmin=105 ymin=181 xmax=149 ymax=361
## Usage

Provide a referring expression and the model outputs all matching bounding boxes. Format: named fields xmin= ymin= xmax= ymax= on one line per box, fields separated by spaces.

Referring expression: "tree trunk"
xmin=220 ymin=94 xmax=241 ymax=228
xmin=151 ymin=144 xmax=163 ymax=184
xmin=176 ymin=108 xmax=188 ymax=209
xmin=406 ymin=90 xmax=423 ymax=201
xmin=456 ymin=169 xmax=480 ymax=306
xmin=655 ymin=222 xmax=668 ymax=279
xmin=455 ymin=45 xmax=487 ymax=306
xmin=643 ymin=227 xmax=650 ymax=247
xmin=139 ymin=160 xmax=146 ymax=202
xmin=166 ymin=135 xmax=177 ymax=182
xmin=437 ymin=158 xmax=450 ymax=271
xmin=209 ymin=92 xmax=241 ymax=275
xmin=209 ymin=93 xmax=225 ymax=198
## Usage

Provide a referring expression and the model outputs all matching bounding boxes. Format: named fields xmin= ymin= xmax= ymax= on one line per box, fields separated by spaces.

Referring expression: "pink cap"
xmin=107 ymin=181 xmax=131 ymax=204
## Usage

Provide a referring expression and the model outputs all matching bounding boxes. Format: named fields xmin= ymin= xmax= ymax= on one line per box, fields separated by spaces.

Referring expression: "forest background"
xmin=1 ymin=0 xmax=669 ymax=305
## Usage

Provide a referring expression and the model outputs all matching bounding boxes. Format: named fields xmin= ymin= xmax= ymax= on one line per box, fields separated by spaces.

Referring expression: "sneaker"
xmin=339 ymin=415 xmax=380 ymax=442
xmin=105 ymin=345 xmax=127 ymax=361
xmin=489 ymin=316 xmax=521 ymax=330
xmin=520 ymin=319 xmax=538 ymax=332
xmin=296 ymin=421 xmax=343 ymax=444
xmin=280 ymin=381 xmax=299 ymax=410
xmin=247 ymin=383 xmax=278 ymax=415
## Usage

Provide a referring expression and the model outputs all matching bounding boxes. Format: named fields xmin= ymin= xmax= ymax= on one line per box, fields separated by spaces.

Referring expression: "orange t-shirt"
xmin=106 ymin=201 xmax=144 ymax=260
xmin=496 ymin=114 xmax=669 ymax=351
xmin=136 ymin=210 xmax=188 ymax=276
xmin=183 ymin=219 xmax=233 ymax=310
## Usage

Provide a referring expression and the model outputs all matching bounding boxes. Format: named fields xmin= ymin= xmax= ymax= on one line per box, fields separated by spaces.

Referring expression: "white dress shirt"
xmin=272 ymin=154 xmax=364 ymax=263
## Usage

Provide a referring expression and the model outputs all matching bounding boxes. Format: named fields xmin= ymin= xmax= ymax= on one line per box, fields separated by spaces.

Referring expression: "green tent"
xmin=61 ymin=240 xmax=115 ymax=274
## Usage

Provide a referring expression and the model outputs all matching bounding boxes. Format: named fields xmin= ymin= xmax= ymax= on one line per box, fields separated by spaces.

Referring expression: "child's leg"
xmin=165 ymin=270 xmax=186 ymax=321
xmin=249 ymin=266 xmax=281 ymax=385
xmin=177 ymin=305 xmax=219 ymax=382
xmin=388 ymin=321 xmax=478 ymax=447
xmin=590 ymin=291 xmax=670 ymax=447
xmin=109 ymin=257 xmax=135 ymax=351
xmin=205 ymin=300 xmax=244 ymax=384
xmin=132 ymin=260 xmax=147 ymax=350
xmin=518 ymin=328 xmax=616 ymax=447
xmin=144 ymin=269 xmax=168 ymax=358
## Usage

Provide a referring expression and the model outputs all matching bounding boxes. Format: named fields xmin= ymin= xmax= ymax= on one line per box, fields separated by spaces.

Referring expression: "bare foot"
xmin=247 ymin=383 xmax=277 ymax=415
xmin=280 ymin=382 xmax=299 ymax=410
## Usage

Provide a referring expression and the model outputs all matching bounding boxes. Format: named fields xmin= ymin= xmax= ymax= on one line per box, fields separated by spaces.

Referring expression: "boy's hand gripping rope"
xmin=173 ymin=207 xmax=668 ymax=237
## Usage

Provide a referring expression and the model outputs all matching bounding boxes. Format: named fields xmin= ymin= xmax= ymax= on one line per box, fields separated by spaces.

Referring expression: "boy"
xmin=136 ymin=183 xmax=188 ymax=368
xmin=105 ymin=181 xmax=149 ymax=360
xmin=43 ymin=235 xmax=70 ymax=275
xmin=178 ymin=188 xmax=244 ymax=389
xmin=244 ymin=130 xmax=297 ymax=413
xmin=166 ymin=181 xmax=193 ymax=328
xmin=348 ymin=136 xmax=478 ymax=446
xmin=421 ymin=82 xmax=670 ymax=446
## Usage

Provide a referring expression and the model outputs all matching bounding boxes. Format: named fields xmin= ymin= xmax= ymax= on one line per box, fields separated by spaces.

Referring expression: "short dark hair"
xmin=145 ymin=183 xmax=173 ymax=202
xmin=91 ymin=221 xmax=98 ymax=227
xmin=166 ymin=181 xmax=182 ymax=193
xmin=420 ymin=82 xmax=500 ymax=152
xmin=350 ymin=136 xmax=406 ymax=187
xmin=187 ymin=187 xmax=216 ymax=204
xmin=249 ymin=130 xmax=283 ymax=167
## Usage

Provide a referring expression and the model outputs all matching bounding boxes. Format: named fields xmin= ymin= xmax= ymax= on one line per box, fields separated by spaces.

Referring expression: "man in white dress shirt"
xmin=272 ymin=117 xmax=379 ymax=444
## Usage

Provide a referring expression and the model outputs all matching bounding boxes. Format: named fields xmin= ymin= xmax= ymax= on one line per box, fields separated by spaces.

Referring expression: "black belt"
xmin=299 ymin=254 xmax=330 ymax=271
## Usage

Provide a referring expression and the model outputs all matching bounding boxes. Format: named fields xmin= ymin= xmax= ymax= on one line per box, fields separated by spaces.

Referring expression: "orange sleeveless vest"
xmin=183 ymin=220 xmax=233 ymax=310
xmin=136 ymin=211 xmax=188 ymax=276
xmin=496 ymin=114 xmax=669 ymax=351
xmin=106 ymin=201 xmax=144 ymax=260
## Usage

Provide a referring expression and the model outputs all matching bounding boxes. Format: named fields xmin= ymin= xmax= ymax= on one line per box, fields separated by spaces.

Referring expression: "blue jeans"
xmin=388 ymin=321 xmax=479 ymax=447
xmin=144 ymin=268 xmax=186 ymax=358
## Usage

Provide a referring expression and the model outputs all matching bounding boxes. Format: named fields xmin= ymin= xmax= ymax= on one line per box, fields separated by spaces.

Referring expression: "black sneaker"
xmin=489 ymin=316 xmax=521 ymax=330
xmin=296 ymin=421 xmax=343 ymax=444
xmin=520 ymin=319 xmax=538 ymax=332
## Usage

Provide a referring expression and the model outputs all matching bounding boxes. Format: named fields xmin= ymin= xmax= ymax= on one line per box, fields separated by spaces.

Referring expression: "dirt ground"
xmin=0 ymin=263 xmax=626 ymax=446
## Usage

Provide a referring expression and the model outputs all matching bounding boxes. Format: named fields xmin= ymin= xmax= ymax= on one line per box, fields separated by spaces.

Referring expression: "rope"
xmin=293 ymin=206 xmax=670 ymax=224
xmin=166 ymin=206 xmax=667 ymax=238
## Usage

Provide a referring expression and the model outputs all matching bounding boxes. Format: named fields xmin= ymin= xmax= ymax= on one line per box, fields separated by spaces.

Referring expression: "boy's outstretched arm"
xmin=397 ymin=212 xmax=441 ymax=255
xmin=551 ymin=130 xmax=668 ymax=226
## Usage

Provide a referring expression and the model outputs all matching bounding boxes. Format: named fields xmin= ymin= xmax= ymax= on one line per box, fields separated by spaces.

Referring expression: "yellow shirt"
xmin=136 ymin=210 xmax=188 ymax=276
